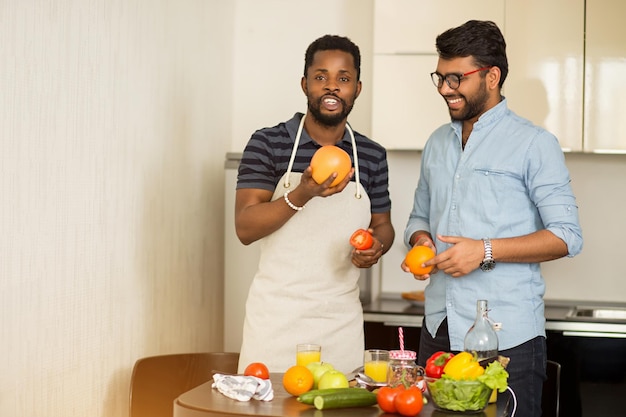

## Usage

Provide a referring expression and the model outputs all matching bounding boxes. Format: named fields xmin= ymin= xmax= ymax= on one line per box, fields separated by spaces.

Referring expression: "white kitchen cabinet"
xmin=373 ymin=0 xmax=625 ymax=152
xmin=374 ymin=0 xmax=505 ymax=54
xmin=372 ymin=54 xmax=449 ymax=149
xmin=584 ymin=0 xmax=626 ymax=152
xmin=504 ymin=0 xmax=626 ymax=153
xmin=504 ymin=0 xmax=585 ymax=152
xmin=372 ymin=0 xmax=505 ymax=149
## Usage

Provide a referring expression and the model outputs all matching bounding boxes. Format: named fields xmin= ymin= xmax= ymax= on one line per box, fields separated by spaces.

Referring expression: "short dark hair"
xmin=304 ymin=35 xmax=361 ymax=80
xmin=435 ymin=20 xmax=508 ymax=88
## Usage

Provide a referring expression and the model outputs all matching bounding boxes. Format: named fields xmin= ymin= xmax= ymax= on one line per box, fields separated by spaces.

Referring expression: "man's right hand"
xmin=298 ymin=165 xmax=354 ymax=199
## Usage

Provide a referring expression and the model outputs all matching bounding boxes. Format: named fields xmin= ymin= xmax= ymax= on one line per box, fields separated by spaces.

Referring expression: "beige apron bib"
xmin=238 ymin=120 xmax=371 ymax=374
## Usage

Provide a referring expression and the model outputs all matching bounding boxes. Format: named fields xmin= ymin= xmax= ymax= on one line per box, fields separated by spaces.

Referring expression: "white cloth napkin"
xmin=211 ymin=373 xmax=274 ymax=402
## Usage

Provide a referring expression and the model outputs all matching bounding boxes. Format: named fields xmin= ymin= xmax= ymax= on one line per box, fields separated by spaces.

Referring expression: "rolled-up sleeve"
xmin=528 ymin=132 xmax=583 ymax=257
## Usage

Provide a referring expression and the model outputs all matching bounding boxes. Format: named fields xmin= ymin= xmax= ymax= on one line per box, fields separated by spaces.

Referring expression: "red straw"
xmin=399 ymin=327 xmax=404 ymax=351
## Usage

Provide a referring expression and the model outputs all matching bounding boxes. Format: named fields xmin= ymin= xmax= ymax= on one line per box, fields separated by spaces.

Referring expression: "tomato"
xmin=394 ymin=386 xmax=424 ymax=416
xmin=243 ymin=362 xmax=270 ymax=380
xmin=350 ymin=229 xmax=373 ymax=250
xmin=376 ymin=385 xmax=404 ymax=413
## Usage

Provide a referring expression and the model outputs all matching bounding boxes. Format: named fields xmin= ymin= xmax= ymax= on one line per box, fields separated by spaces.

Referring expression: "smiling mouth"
xmin=444 ymin=95 xmax=464 ymax=111
xmin=446 ymin=96 xmax=463 ymax=105
xmin=322 ymin=95 xmax=341 ymax=111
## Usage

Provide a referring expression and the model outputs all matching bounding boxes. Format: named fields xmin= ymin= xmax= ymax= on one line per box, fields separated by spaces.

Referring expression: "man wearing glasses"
xmin=402 ymin=20 xmax=582 ymax=417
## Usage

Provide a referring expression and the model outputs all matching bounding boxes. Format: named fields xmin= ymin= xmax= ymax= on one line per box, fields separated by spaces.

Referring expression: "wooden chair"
xmin=541 ymin=359 xmax=562 ymax=417
xmin=129 ymin=352 xmax=240 ymax=417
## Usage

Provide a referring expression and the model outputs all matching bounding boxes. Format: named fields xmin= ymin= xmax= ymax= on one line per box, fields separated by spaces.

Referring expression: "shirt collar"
xmin=451 ymin=97 xmax=509 ymax=142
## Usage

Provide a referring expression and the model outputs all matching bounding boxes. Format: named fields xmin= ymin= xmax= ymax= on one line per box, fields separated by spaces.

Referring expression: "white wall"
xmin=1 ymin=1 xmax=234 ymax=416
xmin=229 ymin=0 xmax=375 ymax=152
xmin=541 ymin=153 xmax=626 ymax=302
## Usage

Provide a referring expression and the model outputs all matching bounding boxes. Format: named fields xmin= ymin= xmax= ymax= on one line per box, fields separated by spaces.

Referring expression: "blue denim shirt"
xmin=404 ymin=98 xmax=583 ymax=351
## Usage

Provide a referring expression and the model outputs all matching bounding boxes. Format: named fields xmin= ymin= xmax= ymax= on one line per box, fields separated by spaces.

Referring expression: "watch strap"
xmin=480 ymin=238 xmax=495 ymax=271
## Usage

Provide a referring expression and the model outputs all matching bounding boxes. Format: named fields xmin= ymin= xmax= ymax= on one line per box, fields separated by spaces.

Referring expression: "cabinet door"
xmin=364 ymin=321 xmax=421 ymax=352
xmin=504 ymin=0 xmax=584 ymax=152
xmin=372 ymin=55 xmax=449 ymax=150
xmin=584 ymin=0 xmax=626 ymax=152
xmin=374 ymin=0 xmax=505 ymax=54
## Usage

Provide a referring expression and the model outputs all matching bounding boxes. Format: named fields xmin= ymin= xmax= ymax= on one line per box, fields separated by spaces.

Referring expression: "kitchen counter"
xmin=363 ymin=295 xmax=626 ymax=336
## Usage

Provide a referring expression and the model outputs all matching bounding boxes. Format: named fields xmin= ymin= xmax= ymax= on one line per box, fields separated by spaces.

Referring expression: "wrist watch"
xmin=480 ymin=238 xmax=496 ymax=272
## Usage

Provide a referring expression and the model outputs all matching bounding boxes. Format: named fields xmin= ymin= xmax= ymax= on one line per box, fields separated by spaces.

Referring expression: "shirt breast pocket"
xmin=470 ymin=168 xmax=530 ymax=215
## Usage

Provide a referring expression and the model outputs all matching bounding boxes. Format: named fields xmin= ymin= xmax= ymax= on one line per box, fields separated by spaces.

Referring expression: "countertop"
xmin=363 ymin=295 xmax=626 ymax=335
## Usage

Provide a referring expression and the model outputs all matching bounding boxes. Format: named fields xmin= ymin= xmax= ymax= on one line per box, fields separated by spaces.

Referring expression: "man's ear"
xmin=301 ymin=76 xmax=308 ymax=95
xmin=487 ymin=67 xmax=501 ymax=90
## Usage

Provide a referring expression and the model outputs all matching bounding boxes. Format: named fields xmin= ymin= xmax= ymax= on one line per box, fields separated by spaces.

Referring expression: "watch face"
xmin=480 ymin=260 xmax=496 ymax=271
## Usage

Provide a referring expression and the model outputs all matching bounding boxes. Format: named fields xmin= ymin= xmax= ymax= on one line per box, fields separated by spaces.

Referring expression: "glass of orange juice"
xmin=364 ymin=349 xmax=389 ymax=383
xmin=296 ymin=343 xmax=321 ymax=367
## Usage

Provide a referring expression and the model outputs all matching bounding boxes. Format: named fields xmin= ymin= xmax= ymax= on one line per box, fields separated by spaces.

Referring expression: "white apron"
xmin=238 ymin=119 xmax=371 ymax=374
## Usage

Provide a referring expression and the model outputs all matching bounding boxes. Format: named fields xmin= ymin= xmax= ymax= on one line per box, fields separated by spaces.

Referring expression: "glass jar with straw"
xmin=387 ymin=327 xmax=423 ymax=387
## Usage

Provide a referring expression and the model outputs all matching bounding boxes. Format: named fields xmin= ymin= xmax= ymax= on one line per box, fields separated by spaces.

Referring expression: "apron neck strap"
xmin=283 ymin=114 xmax=361 ymax=199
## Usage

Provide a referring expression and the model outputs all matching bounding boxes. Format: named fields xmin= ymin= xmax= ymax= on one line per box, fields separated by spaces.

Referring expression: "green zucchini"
xmin=297 ymin=388 xmax=359 ymax=405
xmin=312 ymin=390 xmax=378 ymax=410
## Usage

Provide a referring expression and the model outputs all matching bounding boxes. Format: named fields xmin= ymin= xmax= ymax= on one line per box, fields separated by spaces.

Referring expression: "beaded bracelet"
xmin=284 ymin=190 xmax=304 ymax=211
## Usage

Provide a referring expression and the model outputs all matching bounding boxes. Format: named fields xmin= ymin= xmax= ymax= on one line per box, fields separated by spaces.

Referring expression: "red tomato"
xmin=243 ymin=362 xmax=270 ymax=380
xmin=394 ymin=386 xmax=424 ymax=416
xmin=350 ymin=229 xmax=373 ymax=250
xmin=376 ymin=385 xmax=404 ymax=413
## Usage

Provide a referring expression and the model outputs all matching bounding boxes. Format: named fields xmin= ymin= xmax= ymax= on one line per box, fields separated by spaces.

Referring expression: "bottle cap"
xmin=389 ymin=350 xmax=416 ymax=360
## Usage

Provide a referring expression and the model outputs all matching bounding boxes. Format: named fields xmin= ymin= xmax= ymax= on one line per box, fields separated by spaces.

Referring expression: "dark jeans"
xmin=418 ymin=317 xmax=546 ymax=417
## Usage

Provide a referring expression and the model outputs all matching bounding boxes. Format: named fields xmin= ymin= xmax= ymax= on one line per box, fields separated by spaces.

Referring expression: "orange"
xmin=310 ymin=146 xmax=351 ymax=187
xmin=282 ymin=365 xmax=314 ymax=396
xmin=405 ymin=245 xmax=435 ymax=275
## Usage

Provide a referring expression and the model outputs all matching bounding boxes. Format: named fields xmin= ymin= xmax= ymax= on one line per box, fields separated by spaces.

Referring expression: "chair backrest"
xmin=541 ymin=359 xmax=561 ymax=417
xmin=129 ymin=352 xmax=239 ymax=417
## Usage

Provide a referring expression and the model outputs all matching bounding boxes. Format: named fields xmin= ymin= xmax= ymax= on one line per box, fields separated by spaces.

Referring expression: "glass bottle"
xmin=464 ymin=299 xmax=498 ymax=360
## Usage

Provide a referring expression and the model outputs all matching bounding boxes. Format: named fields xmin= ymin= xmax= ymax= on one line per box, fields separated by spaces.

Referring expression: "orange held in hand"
xmin=405 ymin=245 xmax=435 ymax=275
xmin=282 ymin=365 xmax=314 ymax=396
xmin=310 ymin=146 xmax=351 ymax=187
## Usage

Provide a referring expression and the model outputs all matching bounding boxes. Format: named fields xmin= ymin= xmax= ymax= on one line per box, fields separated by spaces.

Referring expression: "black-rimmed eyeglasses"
xmin=430 ymin=66 xmax=492 ymax=90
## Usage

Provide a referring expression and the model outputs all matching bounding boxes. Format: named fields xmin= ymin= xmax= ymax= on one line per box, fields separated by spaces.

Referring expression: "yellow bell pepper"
xmin=442 ymin=351 xmax=485 ymax=380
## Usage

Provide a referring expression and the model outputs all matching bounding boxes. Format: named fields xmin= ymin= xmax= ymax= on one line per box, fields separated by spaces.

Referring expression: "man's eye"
xmin=315 ymin=75 xmax=326 ymax=81
xmin=339 ymin=77 xmax=350 ymax=82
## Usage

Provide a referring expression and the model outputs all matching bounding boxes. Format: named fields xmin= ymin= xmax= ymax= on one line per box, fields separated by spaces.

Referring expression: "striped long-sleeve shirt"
xmin=237 ymin=113 xmax=392 ymax=213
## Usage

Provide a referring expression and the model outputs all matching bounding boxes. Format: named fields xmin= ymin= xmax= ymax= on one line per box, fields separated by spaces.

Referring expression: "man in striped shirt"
xmin=235 ymin=35 xmax=395 ymax=373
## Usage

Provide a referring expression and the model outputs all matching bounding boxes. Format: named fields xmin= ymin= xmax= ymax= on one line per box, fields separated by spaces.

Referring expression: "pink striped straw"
xmin=399 ymin=327 xmax=404 ymax=351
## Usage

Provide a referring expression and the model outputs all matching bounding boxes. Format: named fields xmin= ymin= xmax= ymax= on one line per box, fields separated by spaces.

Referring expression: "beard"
xmin=307 ymin=94 xmax=355 ymax=127
xmin=449 ymin=80 xmax=490 ymax=121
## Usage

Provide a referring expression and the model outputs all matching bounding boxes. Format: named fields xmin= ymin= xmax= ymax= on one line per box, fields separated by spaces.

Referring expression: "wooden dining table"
xmin=173 ymin=373 xmax=510 ymax=417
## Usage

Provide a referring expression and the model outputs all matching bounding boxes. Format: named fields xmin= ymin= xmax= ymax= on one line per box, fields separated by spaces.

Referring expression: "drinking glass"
xmin=363 ymin=349 xmax=389 ymax=383
xmin=296 ymin=343 xmax=321 ymax=367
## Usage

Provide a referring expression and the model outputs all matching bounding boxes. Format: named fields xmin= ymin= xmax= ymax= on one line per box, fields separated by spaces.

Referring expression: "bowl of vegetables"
xmin=424 ymin=377 xmax=492 ymax=413
xmin=423 ymin=351 xmax=510 ymax=413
